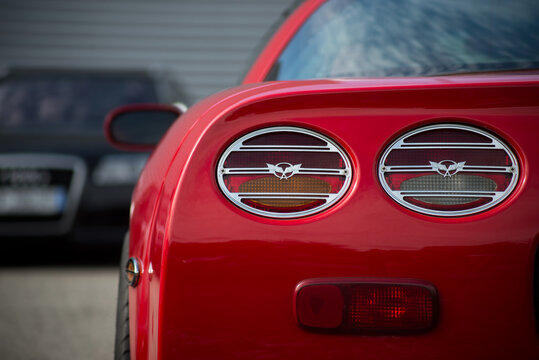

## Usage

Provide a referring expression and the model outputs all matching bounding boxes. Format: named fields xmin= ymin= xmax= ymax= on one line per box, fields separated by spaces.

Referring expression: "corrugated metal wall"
xmin=0 ymin=0 xmax=296 ymax=104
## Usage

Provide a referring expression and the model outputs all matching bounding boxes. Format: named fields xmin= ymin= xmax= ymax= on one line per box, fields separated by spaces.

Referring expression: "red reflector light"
xmin=295 ymin=284 xmax=344 ymax=329
xmin=295 ymin=279 xmax=438 ymax=334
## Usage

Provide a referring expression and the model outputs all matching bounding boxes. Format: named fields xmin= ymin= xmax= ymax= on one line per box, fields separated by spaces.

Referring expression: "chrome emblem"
xmin=267 ymin=162 xmax=302 ymax=180
xmin=429 ymin=160 xmax=466 ymax=177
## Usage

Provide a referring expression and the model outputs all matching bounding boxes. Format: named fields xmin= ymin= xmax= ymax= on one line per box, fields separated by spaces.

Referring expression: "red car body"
xmin=120 ymin=0 xmax=539 ymax=359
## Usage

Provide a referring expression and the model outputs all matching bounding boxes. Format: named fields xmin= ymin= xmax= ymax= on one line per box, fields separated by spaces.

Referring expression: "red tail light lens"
xmin=342 ymin=284 xmax=434 ymax=331
xmin=379 ymin=124 xmax=519 ymax=216
xmin=295 ymin=279 xmax=438 ymax=334
xmin=217 ymin=127 xmax=352 ymax=218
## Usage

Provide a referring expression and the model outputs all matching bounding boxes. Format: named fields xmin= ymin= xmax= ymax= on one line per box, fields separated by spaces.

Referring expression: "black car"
xmin=0 ymin=68 xmax=184 ymax=244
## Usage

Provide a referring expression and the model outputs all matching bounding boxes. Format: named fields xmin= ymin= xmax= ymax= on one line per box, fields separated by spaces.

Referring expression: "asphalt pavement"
xmin=0 ymin=244 xmax=121 ymax=360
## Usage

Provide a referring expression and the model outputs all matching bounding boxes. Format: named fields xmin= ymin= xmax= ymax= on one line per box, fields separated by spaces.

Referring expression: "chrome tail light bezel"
xmin=378 ymin=124 xmax=520 ymax=217
xmin=217 ymin=126 xmax=353 ymax=219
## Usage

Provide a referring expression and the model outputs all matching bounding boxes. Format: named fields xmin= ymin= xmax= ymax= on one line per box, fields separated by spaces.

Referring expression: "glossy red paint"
xmin=128 ymin=75 xmax=539 ymax=359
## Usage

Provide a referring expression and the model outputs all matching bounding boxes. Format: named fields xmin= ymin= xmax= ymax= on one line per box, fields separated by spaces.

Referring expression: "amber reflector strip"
xmin=217 ymin=127 xmax=352 ymax=218
xmin=242 ymin=199 xmax=325 ymax=213
xmin=379 ymin=124 xmax=519 ymax=216
xmin=295 ymin=279 xmax=437 ymax=334
xmin=224 ymin=175 xmax=345 ymax=194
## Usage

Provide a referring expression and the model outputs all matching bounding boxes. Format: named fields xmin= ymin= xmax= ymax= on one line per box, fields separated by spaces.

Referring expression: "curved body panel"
xmin=129 ymin=76 xmax=539 ymax=359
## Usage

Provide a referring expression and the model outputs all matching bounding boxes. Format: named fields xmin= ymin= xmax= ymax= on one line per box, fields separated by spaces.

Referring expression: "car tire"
xmin=114 ymin=232 xmax=131 ymax=360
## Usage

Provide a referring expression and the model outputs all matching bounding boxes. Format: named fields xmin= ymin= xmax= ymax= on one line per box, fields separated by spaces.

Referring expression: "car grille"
xmin=0 ymin=154 xmax=86 ymax=236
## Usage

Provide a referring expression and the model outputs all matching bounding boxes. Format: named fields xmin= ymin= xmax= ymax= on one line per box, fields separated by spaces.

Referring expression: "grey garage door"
xmin=0 ymin=0 xmax=297 ymax=104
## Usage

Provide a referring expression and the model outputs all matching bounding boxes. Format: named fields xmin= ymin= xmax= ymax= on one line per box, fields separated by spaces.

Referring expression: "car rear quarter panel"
xmin=131 ymin=76 xmax=539 ymax=359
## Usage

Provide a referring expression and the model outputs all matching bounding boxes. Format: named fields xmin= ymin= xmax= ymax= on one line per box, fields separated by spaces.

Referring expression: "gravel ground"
xmin=0 ymin=267 xmax=118 ymax=360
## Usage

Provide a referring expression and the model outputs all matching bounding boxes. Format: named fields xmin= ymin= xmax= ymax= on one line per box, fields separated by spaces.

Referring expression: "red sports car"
xmin=106 ymin=0 xmax=539 ymax=359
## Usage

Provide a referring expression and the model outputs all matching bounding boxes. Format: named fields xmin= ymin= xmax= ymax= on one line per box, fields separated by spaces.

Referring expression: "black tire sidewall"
xmin=114 ymin=232 xmax=131 ymax=360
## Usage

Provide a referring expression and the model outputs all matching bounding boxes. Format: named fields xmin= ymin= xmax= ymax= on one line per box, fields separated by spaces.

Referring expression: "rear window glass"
xmin=267 ymin=0 xmax=539 ymax=80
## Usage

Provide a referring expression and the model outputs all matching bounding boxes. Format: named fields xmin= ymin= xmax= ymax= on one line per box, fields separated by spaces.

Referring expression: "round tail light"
xmin=379 ymin=124 xmax=519 ymax=217
xmin=217 ymin=127 xmax=352 ymax=218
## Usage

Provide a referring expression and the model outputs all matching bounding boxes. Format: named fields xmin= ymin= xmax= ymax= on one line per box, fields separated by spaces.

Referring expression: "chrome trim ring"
xmin=125 ymin=257 xmax=142 ymax=287
xmin=217 ymin=127 xmax=352 ymax=218
xmin=378 ymin=124 xmax=520 ymax=217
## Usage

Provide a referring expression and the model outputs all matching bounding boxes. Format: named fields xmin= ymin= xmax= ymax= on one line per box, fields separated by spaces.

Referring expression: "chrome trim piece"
xmin=378 ymin=124 xmax=519 ymax=217
xmin=382 ymin=165 xmax=514 ymax=173
xmin=397 ymin=144 xmax=500 ymax=149
xmin=125 ymin=257 xmax=142 ymax=287
xmin=173 ymin=102 xmax=189 ymax=113
xmin=221 ymin=168 xmax=347 ymax=175
xmin=0 ymin=153 xmax=87 ymax=236
xmin=217 ymin=127 xmax=352 ymax=219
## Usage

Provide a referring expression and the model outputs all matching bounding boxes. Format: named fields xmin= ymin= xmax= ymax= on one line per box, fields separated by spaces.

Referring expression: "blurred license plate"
xmin=0 ymin=187 xmax=67 ymax=216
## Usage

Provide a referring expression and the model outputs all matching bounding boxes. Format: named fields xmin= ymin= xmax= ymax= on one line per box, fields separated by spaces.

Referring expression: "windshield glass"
xmin=267 ymin=0 xmax=539 ymax=80
xmin=0 ymin=73 xmax=158 ymax=135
